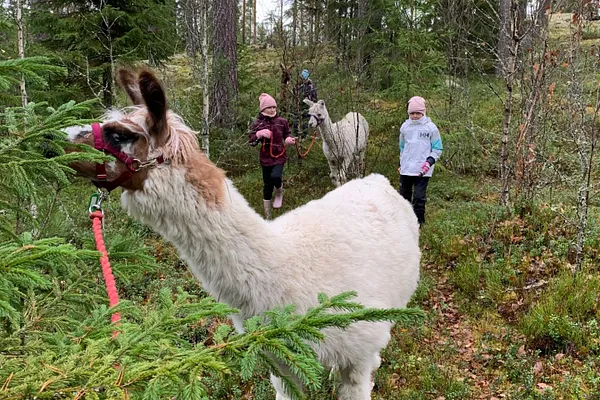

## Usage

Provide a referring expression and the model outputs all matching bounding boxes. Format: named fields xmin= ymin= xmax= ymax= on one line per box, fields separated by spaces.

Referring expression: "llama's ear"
xmin=318 ymin=100 xmax=325 ymax=106
xmin=280 ymin=62 xmax=285 ymax=71
xmin=117 ymin=68 xmax=144 ymax=105
xmin=303 ymin=98 xmax=314 ymax=107
xmin=138 ymin=69 xmax=167 ymax=134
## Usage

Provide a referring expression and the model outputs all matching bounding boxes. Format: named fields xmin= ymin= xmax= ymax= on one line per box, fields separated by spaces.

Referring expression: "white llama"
xmin=64 ymin=68 xmax=420 ymax=400
xmin=303 ymin=99 xmax=369 ymax=187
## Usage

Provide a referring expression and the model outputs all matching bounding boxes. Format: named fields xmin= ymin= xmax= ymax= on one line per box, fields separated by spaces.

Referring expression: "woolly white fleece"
xmin=121 ymin=168 xmax=420 ymax=399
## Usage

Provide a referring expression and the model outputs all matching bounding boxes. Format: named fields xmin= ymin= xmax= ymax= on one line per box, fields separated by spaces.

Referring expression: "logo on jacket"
xmin=419 ymin=131 xmax=430 ymax=139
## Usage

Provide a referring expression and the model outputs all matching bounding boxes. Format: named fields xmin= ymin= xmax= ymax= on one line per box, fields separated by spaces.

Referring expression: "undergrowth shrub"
xmin=521 ymin=272 xmax=600 ymax=354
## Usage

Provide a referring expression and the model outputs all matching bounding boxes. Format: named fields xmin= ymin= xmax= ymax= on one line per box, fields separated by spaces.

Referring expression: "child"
xmin=293 ymin=69 xmax=318 ymax=138
xmin=398 ymin=96 xmax=443 ymax=225
xmin=249 ymin=93 xmax=296 ymax=218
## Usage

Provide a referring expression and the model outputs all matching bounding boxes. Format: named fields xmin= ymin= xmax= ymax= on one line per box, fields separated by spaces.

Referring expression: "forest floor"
xmin=138 ymin=15 xmax=600 ymax=397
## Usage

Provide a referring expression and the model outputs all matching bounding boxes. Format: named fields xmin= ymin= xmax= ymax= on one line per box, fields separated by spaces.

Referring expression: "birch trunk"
xmin=201 ymin=0 xmax=210 ymax=158
xmin=17 ymin=0 xmax=28 ymax=107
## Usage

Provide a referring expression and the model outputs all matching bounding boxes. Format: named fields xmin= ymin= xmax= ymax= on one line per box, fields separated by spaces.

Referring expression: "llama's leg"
xmin=270 ymin=375 xmax=292 ymax=400
xmin=338 ymin=354 xmax=381 ymax=400
xmin=358 ymin=151 xmax=366 ymax=178
xmin=327 ymin=158 xmax=340 ymax=187
xmin=338 ymin=161 xmax=348 ymax=185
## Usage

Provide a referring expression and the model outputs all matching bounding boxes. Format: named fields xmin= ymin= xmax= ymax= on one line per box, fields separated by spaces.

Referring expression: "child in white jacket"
xmin=398 ymin=96 xmax=443 ymax=225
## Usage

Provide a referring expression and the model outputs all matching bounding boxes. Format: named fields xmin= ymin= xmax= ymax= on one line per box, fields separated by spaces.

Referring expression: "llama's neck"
xmin=318 ymin=115 xmax=339 ymax=150
xmin=121 ymin=164 xmax=286 ymax=319
xmin=319 ymin=115 xmax=346 ymax=162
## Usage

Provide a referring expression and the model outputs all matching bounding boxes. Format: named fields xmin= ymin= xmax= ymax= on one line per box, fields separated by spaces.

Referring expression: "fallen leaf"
xmin=537 ymin=382 xmax=552 ymax=391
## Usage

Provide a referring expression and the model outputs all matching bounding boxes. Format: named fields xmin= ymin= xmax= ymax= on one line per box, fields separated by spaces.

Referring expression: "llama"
xmin=64 ymin=68 xmax=420 ymax=400
xmin=303 ymin=99 xmax=369 ymax=187
xmin=279 ymin=62 xmax=295 ymax=112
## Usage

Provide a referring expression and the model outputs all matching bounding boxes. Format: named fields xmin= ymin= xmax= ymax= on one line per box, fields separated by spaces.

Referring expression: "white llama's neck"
xmin=121 ymin=166 xmax=287 ymax=320
xmin=318 ymin=114 xmax=339 ymax=149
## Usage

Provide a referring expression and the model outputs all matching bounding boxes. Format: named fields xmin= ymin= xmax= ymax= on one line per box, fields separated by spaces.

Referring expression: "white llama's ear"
xmin=303 ymin=98 xmax=314 ymax=107
xmin=117 ymin=68 xmax=144 ymax=105
xmin=138 ymin=69 xmax=167 ymax=136
xmin=318 ymin=100 xmax=325 ymax=106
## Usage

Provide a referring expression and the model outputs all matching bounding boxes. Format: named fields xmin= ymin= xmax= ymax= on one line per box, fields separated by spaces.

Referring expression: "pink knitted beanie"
xmin=259 ymin=93 xmax=277 ymax=111
xmin=407 ymin=96 xmax=426 ymax=115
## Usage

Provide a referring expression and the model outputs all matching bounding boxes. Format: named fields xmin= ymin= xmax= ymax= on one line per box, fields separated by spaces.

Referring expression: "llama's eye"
xmin=317 ymin=114 xmax=323 ymax=118
xmin=109 ymin=131 xmax=134 ymax=144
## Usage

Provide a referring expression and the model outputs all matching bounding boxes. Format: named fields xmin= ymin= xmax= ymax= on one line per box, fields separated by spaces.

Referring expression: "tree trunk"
xmin=355 ymin=0 xmax=368 ymax=79
xmin=407 ymin=0 xmax=415 ymax=96
xmin=201 ymin=0 xmax=210 ymax=157
xmin=569 ymin=1 xmax=591 ymax=273
xmin=253 ymin=0 xmax=257 ymax=44
xmin=499 ymin=0 xmax=521 ymax=207
xmin=211 ymin=0 xmax=238 ymax=128
xmin=300 ymin=0 xmax=304 ymax=46
xmin=183 ymin=0 xmax=211 ymax=156
xmin=309 ymin=0 xmax=315 ymax=46
xmin=242 ymin=0 xmax=246 ymax=45
xmin=17 ymin=0 xmax=28 ymax=107
xmin=292 ymin=0 xmax=297 ymax=46
xmin=497 ymin=0 xmax=511 ymax=77
xmin=102 ymin=63 xmax=113 ymax=108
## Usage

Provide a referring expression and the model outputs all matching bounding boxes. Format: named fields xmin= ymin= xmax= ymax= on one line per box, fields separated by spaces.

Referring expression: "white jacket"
xmin=399 ymin=116 xmax=443 ymax=177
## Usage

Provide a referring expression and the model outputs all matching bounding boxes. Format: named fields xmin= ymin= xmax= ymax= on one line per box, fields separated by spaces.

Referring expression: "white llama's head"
xmin=64 ymin=68 xmax=224 ymax=203
xmin=303 ymin=99 xmax=329 ymax=128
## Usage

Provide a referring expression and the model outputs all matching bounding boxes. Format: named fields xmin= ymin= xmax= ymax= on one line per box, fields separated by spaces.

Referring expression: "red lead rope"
xmin=90 ymin=210 xmax=121 ymax=337
xmin=260 ymin=131 xmax=319 ymax=158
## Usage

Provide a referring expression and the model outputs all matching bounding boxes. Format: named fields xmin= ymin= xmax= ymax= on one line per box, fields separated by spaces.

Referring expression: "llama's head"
xmin=280 ymin=62 xmax=294 ymax=86
xmin=303 ymin=99 xmax=329 ymax=128
xmin=65 ymin=68 xmax=223 ymax=198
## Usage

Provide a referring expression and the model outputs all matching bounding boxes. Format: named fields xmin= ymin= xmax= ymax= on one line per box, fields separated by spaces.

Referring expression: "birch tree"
xmin=183 ymin=0 xmax=211 ymax=157
xmin=16 ymin=0 xmax=27 ymax=107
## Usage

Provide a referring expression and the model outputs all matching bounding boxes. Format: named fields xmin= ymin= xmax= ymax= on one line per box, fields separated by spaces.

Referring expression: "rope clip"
xmin=88 ymin=190 xmax=107 ymax=214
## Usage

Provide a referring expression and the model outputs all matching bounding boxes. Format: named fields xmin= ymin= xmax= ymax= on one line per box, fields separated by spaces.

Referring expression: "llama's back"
xmin=337 ymin=112 xmax=369 ymax=150
xmin=274 ymin=173 xmax=420 ymax=311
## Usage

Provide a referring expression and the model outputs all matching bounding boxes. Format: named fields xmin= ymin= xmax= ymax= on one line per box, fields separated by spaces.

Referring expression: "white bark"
xmin=17 ymin=0 xmax=28 ymax=107
xmin=200 ymin=0 xmax=210 ymax=158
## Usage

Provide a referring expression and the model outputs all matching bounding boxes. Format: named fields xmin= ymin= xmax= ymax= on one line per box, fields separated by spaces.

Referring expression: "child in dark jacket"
xmin=249 ymin=93 xmax=296 ymax=218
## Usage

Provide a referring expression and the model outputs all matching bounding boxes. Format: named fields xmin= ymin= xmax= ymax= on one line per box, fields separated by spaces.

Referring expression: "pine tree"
xmin=28 ymin=0 xmax=178 ymax=107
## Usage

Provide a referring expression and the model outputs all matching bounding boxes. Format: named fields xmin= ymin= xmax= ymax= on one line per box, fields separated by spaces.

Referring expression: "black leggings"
xmin=399 ymin=175 xmax=430 ymax=224
xmin=262 ymin=164 xmax=284 ymax=200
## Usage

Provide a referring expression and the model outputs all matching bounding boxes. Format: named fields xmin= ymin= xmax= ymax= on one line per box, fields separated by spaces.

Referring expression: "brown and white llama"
xmin=304 ymin=99 xmax=369 ymax=187
xmin=64 ymin=68 xmax=420 ymax=400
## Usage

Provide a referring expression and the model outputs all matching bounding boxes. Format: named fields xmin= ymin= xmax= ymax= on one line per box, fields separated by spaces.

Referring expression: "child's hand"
xmin=256 ymin=129 xmax=271 ymax=139
xmin=285 ymin=136 xmax=296 ymax=146
xmin=419 ymin=161 xmax=431 ymax=176
xmin=397 ymin=166 xmax=401 ymax=174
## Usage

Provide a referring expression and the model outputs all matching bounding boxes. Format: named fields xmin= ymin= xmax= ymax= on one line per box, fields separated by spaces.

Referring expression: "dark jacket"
xmin=294 ymin=78 xmax=318 ymax=106
xmin=248 ymin=113 xmax=292 ymax=166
